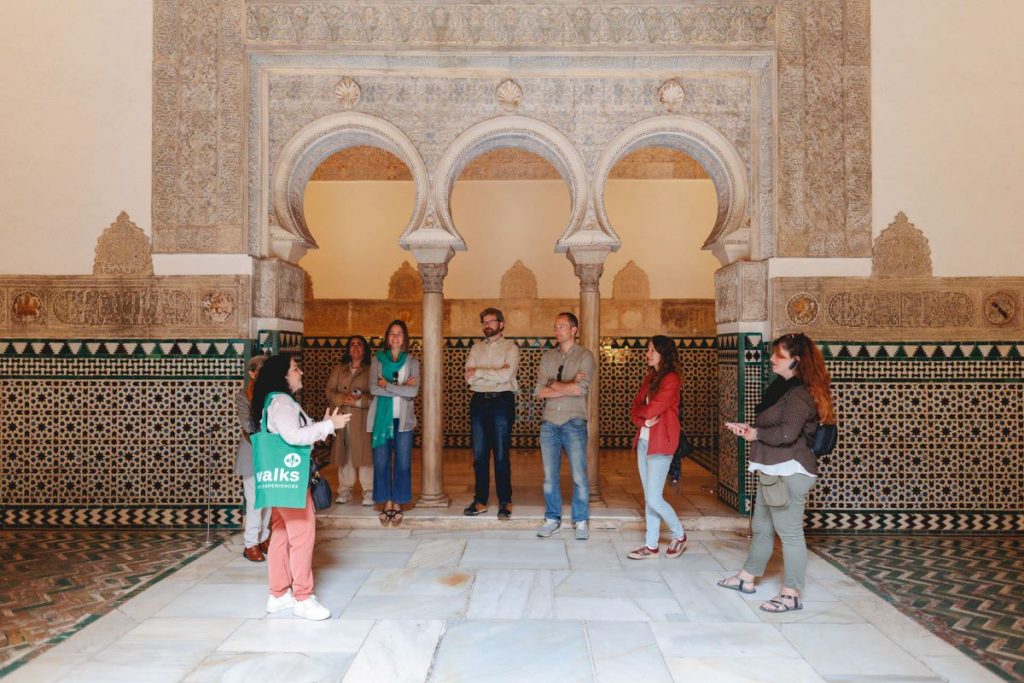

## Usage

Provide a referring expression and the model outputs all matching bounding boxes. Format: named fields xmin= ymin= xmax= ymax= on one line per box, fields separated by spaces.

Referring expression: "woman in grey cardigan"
xmin=719 ymin=333 xmax=835 ymax=612
xmin=368 ymin=319 xmax=420 ymax=526
xmin=235 ymin=354 xmax=270 ymax=562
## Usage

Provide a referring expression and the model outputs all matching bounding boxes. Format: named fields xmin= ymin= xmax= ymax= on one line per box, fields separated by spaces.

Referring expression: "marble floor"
xmin=4 ymin=525 xmax=1004 ymax=683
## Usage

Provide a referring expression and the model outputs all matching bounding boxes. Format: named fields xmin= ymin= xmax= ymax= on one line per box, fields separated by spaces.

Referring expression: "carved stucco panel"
xmin=500 ymin=261 xmax=538 ymax=300
xmin=253 ymin=259 xmax=304 ymax=321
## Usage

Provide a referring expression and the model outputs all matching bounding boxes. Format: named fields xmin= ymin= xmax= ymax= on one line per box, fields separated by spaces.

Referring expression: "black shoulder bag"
xmin=811 ymin=423 xmax=838 ymax=456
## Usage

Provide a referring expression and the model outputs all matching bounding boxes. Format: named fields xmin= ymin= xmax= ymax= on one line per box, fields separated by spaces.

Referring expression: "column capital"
xmin=573 ymin=263 xmax=604 ymax=292
xmin=417 ymin=262 xmax=449 ymax=294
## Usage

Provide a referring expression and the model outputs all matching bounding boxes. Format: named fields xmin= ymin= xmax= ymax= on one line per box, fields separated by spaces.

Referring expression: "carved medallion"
xmin=786 ymin=293 xmax=819 ymax=325
xmin=495 ymin=79 xmax=522 ymax=111
xmin=12 ymin=291 xmax=42 ymax=323
xmin=984 ymin=291 xmax=1017 ymax=326
xmin=658 ymin=79 xmax=685 ymax=113
xmin=334 ymin=77 xmax=361 ymax=108
xmin=201 ymin=291 xmax=237 ymax=324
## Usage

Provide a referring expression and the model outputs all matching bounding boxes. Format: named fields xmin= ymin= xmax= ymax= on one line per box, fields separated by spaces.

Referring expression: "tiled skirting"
xmin=0 ymin=339 xmax=249 ymax=529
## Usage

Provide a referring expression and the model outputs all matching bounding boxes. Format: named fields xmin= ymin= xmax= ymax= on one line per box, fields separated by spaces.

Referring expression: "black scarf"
xmin=755 ymin=376 xmax=803 ymax=415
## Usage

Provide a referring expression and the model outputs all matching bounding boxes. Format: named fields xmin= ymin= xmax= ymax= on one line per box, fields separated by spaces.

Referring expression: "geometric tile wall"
xmin=805 ymin=342 xmax=1024 ymax=532
xmin=300 ymin=336 xmax=719 ymax=454
xmin=0 ymin=339 xmax=250 ymax=528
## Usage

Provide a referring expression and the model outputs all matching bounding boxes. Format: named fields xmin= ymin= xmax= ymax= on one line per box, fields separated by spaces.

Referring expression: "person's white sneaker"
xmin=574 ymin=520 xmax=589 ymax=540
xmin=362 ymin=490 xmax=374 ymax=506
xmin=266 ymin=590 xmax=296 ymax=614
xmin=293 ymin=594 xmax=331 ymax=621
xmin=335 ymin=490 xmax=353 ymax=504
xmin=536 ymin=518 xmax=561 ymax=538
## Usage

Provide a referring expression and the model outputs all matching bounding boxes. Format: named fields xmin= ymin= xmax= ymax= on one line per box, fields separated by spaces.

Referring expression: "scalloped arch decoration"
xmin=271 ymin=112 xmax=430 ymax=255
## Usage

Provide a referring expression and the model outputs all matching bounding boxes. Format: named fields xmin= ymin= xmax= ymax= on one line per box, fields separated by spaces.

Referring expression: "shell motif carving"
xmin=658 ymin=79 xmax=685 ymax=113
xmin=495 ymin=79 xmax=523 ymax=111
xmin=334 ymin=77 xmax=361 ymax=109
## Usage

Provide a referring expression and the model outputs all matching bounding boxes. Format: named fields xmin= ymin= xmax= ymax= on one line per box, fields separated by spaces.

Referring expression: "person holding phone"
xmin=326 ymin=335 xmax=374 ymax=506
xmin=718 ymin=333 xmax=835 ymax=613
xmin=368 ymin=319 xmax=420 ymax=527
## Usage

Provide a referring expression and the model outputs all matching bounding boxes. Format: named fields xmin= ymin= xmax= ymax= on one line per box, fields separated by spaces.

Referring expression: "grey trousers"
xmin=742 ymin=472 xmax=815 ymax=591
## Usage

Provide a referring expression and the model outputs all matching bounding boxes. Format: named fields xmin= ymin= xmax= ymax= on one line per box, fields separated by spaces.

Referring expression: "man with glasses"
xmin=464 ymin=308 xmax=520 ymax=520
xmin=534 ymin=312 xmax=596 ymax=540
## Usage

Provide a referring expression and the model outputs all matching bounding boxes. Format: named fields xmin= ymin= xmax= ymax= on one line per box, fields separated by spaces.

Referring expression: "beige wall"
xmin=872 ymin=0 xmax=1024 ymax=275
xmin=2 ymin=1 xmax=1023 ymax=284
xmin=0 ymin=0 xmax=152 ymax=275
xmin=301 ymin=178 xmax=721 ymax=299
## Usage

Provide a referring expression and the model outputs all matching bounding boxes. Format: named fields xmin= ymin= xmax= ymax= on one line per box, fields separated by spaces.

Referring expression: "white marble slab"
xmin=153 ymin=583 xmax=270 ymax=619
xmin=556 ymin=596 xmax=683 ymax=622
xmin=343 ymin=619 xmax=443 ymax=683
xmin=312 ymin=548 xmax=412 ymax=569
xmin=340 ymin=594 xmax=469 ymax=620
xmin=406 ymin=539 xmax=466 ymax=568
xmin=661 ymin=571 xmax=760 ymax=623
xmin=652 ymin=622 xmax=800 ymax=659
xmin=556 ymin=569 xmax=672 ymax=599
xmin=780 ymin=623 xmax=937 ymax=677
xmin=459 ymin=539 xmax=570 ymax=569
xmin=665 ymin=656 xmax=827 ymax=682
xmin=586 ymin=621 xmax=672 ymax=683
xmin=465 ymin=569 xmax=556 ymax=619
xmin=355 ymin=568 xmax=475 ymax=596
xmin=429 ymin=620 xmax=592 ymax=682
xmin=115 ymin=579 xmax=196 ymax=622
xmin=0 ymin=651 xmax=92 ymax=683
xmin=839 ymin=592 xmax=962 ymax=658
xmin=565 ymin=539 xmax=624 ymax=570
xmin=43 ymin=608 xmax=139 ymax=656
xmin=185 ymin=651 xmax=352 ymax=683
xmin=217 ymin=618 xmax=373 ymax=653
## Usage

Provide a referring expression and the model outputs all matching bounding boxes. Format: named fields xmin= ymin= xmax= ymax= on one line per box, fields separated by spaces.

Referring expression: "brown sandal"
xmin=759 ymin=593 xmax=802 ymax=612
xmin=717 ymin=575 xmax=756 ymax=594
xmin=390 ymin=509 xmax=404 ymax=527
xmin=378 ymin=510 xmax=391 ymax=527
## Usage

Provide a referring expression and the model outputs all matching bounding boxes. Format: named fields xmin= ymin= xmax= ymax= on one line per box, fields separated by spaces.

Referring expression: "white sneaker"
xmin=362 ymin=491 xmax=374 ymax=507
xmin=266 ymin=590 xmax=295 ymax=614
xmin=293 ymin=594 xmax=331 ymax=621
xmin=335 ymin=490 xmax=353 ymax=504
xmin=536 ymin=519 xmax=561 ymax=538
xmin=574 ymin=520 xmax=589 ymax=541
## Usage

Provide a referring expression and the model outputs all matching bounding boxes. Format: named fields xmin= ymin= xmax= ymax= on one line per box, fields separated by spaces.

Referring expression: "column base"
xmin=416 ymin=492 xmax=450 ymax=508
xmin=588 ymin=490 xmax=606 ymax=506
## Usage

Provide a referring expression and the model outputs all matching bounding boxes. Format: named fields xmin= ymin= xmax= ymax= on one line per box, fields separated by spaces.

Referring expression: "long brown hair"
xmin=774 ymin=333 xmax=835 ymax=424
xmin=646 ymin=335 xmax=679 ymax=399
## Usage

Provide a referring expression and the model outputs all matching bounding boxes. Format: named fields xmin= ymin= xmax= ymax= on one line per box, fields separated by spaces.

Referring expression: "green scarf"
xmin=371 ymin=350 xmax=408 ymax=448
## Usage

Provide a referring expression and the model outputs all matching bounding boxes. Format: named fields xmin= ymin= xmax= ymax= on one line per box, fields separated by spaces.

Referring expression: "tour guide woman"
xmin=626 ymin=335 xmax=688 ymax=560
xmin=368 ymin=319 xmax=420 ymax=527
xmin=251 ymin=353 xmax=350 ymax=621
xmin=719 ymin=332 xmax=835 ymax=612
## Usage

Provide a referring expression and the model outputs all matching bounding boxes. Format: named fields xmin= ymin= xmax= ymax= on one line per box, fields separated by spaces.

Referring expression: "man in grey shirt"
xmin=534 ymin=312 xmax=596 ymax=540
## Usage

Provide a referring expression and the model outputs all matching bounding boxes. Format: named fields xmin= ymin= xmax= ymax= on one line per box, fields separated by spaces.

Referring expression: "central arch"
xmin=429 ymin=115 xmax=590 ymax=251
xmin=592 ymin=116 xmax=750 ymax=265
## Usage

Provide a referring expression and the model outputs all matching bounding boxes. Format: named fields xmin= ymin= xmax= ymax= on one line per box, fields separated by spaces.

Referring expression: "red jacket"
xmin=630 ymin=371 xmax=681 ymax=455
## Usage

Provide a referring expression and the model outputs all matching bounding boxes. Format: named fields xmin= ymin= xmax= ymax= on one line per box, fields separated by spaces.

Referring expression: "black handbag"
xmin=668 ymin=404 xmax=694 ymax=485
xmin=811 ymin=423 xmax=838 ymax=456
xmin=309 ymin=459 xmax=333 ymax=511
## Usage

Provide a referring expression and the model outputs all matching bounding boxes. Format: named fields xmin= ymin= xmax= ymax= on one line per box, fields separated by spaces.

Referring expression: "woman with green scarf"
xmin=368 ymin=319 xmax=420 ymax=526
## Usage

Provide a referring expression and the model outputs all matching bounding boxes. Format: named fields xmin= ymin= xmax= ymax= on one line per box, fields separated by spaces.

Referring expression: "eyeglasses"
xmin=556 ymin=364 xmax=564 ymax=382
xmin=482 ymin=319 xmax=500 ymax=325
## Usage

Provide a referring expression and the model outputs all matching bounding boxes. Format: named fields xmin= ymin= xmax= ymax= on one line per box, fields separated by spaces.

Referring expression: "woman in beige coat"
xmin=326 ymin=335 xmax=374 ymax=505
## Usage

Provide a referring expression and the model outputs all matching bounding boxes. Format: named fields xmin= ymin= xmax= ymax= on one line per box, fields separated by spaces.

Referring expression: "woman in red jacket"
xmin=627 ymin=335 xmax=687 ymax=560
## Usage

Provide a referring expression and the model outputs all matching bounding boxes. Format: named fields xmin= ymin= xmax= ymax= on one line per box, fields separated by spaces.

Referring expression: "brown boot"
xmin=243 ymin=545 xmax=266 ymax=562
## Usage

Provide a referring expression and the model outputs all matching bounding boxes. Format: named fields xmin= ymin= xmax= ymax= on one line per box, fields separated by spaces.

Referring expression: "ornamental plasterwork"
xmin=388 ymin=262 xmax=422 ymax=300
xmin=93 ymin=212 xmax=153 ymax=276
xmin=658 ymin=80 xmax=685 ymax=113
xmin=771 ymin=278 xmax=1024 ymax=341
xmin=495 ymin=79 xmax=522 ymax=111
xmin=333 ymin=77 xmax=361 ymax=108
xmin=872 ymin=212 xmax=932 ymax=278
xmin=612 ymin=261 xmax=650 ymax=300
xmin=500 ymin=260 xmax=538 ymax=300
xmin=244 ymin=3 xmax=776 ymax=48
xmin=0 ymin=276 xmax=248 ymax=338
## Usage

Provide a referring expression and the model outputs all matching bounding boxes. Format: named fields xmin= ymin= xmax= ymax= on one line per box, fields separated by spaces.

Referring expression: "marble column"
xmin=573 ymin=261 xmax=604 ymax=504
xmin=416 ymin=261 xmax=450 ymax=507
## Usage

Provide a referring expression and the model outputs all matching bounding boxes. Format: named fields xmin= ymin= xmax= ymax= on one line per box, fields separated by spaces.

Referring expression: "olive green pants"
xmin=742 ymin=472 xmax=815 ymax=591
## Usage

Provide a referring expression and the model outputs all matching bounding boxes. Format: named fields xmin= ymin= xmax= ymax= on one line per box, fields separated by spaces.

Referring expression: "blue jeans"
xmin=540 ymin=418 xmax=589 ymax=523
xmin=470 ymin=392 xmax=514 ymax=505
xmin=372 ymin=419 xmax=413 ymax=504
xmin=637 ymin=439 xmax=684 ymax=548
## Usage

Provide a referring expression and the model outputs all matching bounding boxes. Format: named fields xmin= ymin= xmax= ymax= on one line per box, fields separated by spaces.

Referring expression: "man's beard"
xmin=483 ymin=327 xmax=499 ymax=338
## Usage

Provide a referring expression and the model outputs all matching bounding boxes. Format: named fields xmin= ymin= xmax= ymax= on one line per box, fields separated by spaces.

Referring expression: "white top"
xmin=266 ymin=394 xmax=334 ymax=446
xmin=748 ymin=459 xmax=816 ymax=478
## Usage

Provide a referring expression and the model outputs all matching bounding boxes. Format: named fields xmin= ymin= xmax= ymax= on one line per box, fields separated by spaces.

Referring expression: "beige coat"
xmin=326 ymin=362 xmax=373 ymax=468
